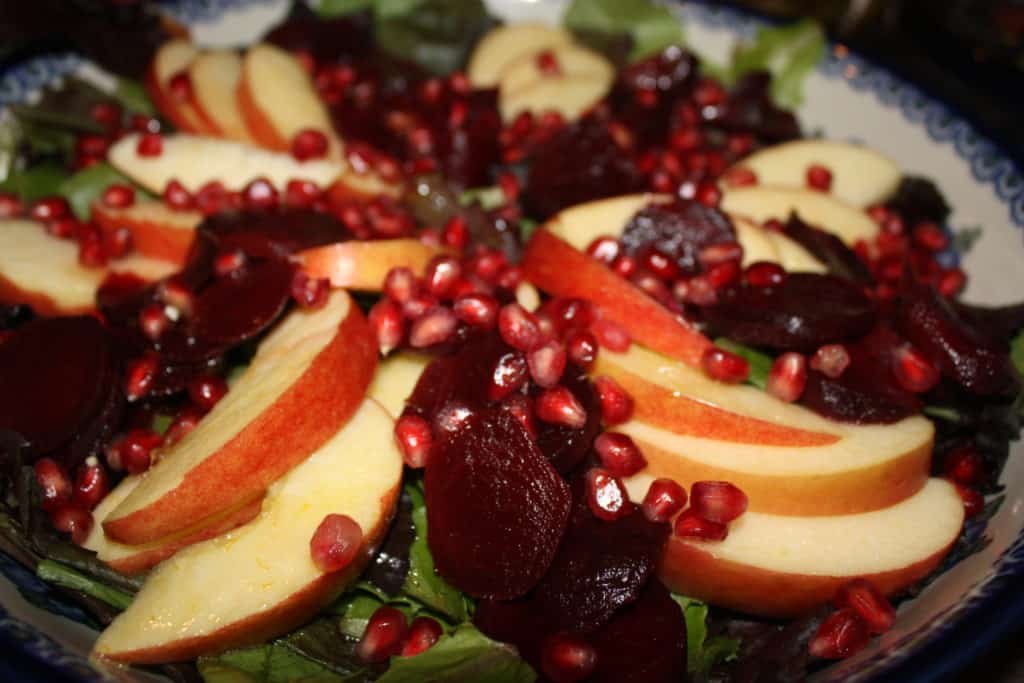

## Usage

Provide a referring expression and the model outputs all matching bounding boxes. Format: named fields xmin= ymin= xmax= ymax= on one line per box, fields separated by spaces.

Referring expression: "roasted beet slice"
xmin=782 ymin=213 xmax=873 ymax=285
xmin=192 ymin=259 xmax=294 ymax=348
xmin=0 ymin=317 xmax=119 ymax=462
xmin=621 ymin=200 xmax=735 ymax=276
xmin=885 ymin=176 xmax=951 ymax=226
xmin=954 ymin=300 xmax=1024 ymax=345
xmin=533 ymin=366 xmax=601 ymax=475
xmin=711 ymin=70 xmax=801 ymax=143
xmin=704 ymin=273 xmax=876 ymax=353
xmin=587 ymin=581 xmax=687 ymax=683
xmin=201 ymin=209 xmax=353 ymax=260
xmin=424 ymin=408 xmax=571 ymax=600
xmin=896 ymin=285 xmax=1018 ymax=396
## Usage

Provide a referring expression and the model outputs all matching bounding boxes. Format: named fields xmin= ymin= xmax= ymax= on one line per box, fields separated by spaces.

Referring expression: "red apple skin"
xmin=659 ymin=535 xmax=953 ymax=618
xmin=92 ymin=202 xmax=198 ymax=265
xmin=103 ymin=302 xmax=378 ymax=545
xmin=104 ymin=497 xmax=264 ymax=575
xmin=522 ymin=227 xmax=711 ymax=367
xmin=295 ymin=239 xmax=446 ymax=291
xmin=236 ymin=73 xmax=290 ymax=152
xmin=0 ymin=275 xmax=92 ymax=317
xmin=98 ymin=485 xmax=399 ymax=664
xmin=144 ymin=62 xmax=211 ymax=136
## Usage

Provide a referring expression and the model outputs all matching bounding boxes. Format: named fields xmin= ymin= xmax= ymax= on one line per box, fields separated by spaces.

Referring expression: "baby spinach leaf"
xmin=375 ymin=0 xmax=494 ymax=75
xmin=376 ymin=623 xmax=536 ymax=682
xmin=564 ymin=0 xmax=683 ymax=62
xmin=714 ymin=338 xmax=772 ymax=390
xmin=671 ymin=594 xmax=740 ymax=676
xmin=0 ymin=162 xmax=68 ymax=202
xmin=727 ymin=19 xmax=826 ymax=109
xmin=57 ymin=161 xmax=148 ymax=219
xmin=402 ymin=484 xmax=470 ymax=622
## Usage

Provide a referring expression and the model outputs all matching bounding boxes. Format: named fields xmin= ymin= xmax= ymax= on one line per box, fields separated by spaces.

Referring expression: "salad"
xmin=0 ymin=1 xmax=1021 ymax=682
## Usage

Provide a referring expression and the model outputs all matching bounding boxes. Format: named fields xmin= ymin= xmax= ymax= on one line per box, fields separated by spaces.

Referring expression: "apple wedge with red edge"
xmin=83 ymin=476 xmax=264 ymax=575
xmin=294 ymin=239 xmax=447 ymax=292
xmin=188 ymin=50 xmax=255 ymax=144
xmin=368 ymin=351 xmax=432 ymax=418
xmin=93 ymin=398 xmax=402 ymax=663
xmin=634 ymin=478 xmax=964 ymax=617
xmin=92 ymin=199 xmax=201 ymax=265
xmin=145 ymin=40 xmax=213 ymax=135
xmin=0 ymin=219 xmax=177 ymax=315
xmin=102 ymin=289 xmax=377 ymax=545
xmin=597 ymin=344 xmax=934 ymax=516
xmin=467 ymin=23 xmax=574 ymax=88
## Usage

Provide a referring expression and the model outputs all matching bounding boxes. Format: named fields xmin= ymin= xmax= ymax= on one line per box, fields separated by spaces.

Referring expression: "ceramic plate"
xmin=1 ymin=1 xmax=1022 ymax=681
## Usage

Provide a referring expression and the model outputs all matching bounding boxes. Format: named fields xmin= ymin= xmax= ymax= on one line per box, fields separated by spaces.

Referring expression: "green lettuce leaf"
xmin=377 ymin=623 xmax=536 ymax=682
xmin=671 ymin=594 xmax=740 ymax=675
xmin=727 ymin=19 xmax=826 ymax=109
xmin=35 ymin=560 xmax=133 ymax=610
xmin=563 ymin=0 xmax=683 ymax=62
xmin=199 ymin=643 xmax=362 ymax=683
xmin=0 ymin=162 xmax=69 ymax=202
xmin=315 ymin=0 xmax=373 ymax=17
xmin=375 ymin=0 xmax=494 ymax=75
xmin=714 ymin=338 xmax=772 ymax=390
xmin=57 ymin=161 xmax=150 ymax=219
xmin=401 ymin=483 xmax=470 ymax=622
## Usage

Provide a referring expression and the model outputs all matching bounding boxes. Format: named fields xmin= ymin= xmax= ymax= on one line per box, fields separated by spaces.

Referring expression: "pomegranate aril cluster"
xmin=355 ymin=605 xmax=443 ymax=662
xmin=637 ymin=479 xmax=748 ymax=541
xmin=809 ymin=578 xmax=896 ymax=660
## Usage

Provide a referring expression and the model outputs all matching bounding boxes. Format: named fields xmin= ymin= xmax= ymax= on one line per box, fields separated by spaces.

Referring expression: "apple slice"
xmin=238 ymin=43 xmax=342 ymax=159
xmin=327 ymin=171 xmax=402 ymax=202
xmin=762 ymin=227 xmax=828 ymax=274
xmin=597 ymin=344 xmax=933 ymax=516
xmin=107 ymin=133 xmax=345 ymax=194
xmin=145 ymin=40 xmax=212 ymax=135
xmin=725 ymin=140 xmax=901 ymax=208
xmin=499 ymin=75 xmax=612 ymax=123
xmin=733 ymin=216 xmax=826 ymax=273
xmin=83 ymin=475 xmax=263 ymax=575
xmin=294 ymin=239 xmax=444 ymax=291
xmin=523 ymin=226 xmax=711 ymax=367
xmin=499 ymin=43 xmax=614 ymax=98
xmin=721 ymin=186 xmax=879 ymax=246
xmin=368 ymin=352 xmax=431 ymax=418
xmin=92 ymin=199 xmax=202 ymax=264
xmin=102 ymin=289 xmax=377 ymax=545
xmin=93 ymin=399 xmax=402 ymax=663
xmin=0 ymin=219 xmax=177 ymax=315
xmin=189 ymin=50 xmax=254 ymax=143
xmin=642 ymin=478 xmax=963 ymax=617
xmin=468 ymin=23 xmax=574 ymax=88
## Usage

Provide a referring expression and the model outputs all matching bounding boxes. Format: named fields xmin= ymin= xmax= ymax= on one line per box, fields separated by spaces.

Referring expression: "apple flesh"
xmin=500 ymin=75 xmax=614 ymax=124
xmin=294 ymin=239 xmax=445 ymax=292
xmin=597 ymin=344 xmax=933 ymax=516
xmin=645 ymin=478 xmax=963 ymax=617
xmin=0 ymin=219 xmax=177 ymax=315
xmin=102 ymin=290 xmax=377 ymax=545
xmin=499 ymin=44 xmax=613 ymax=97
xmin=93 ymin=399 xmax=402 ymax=663
xmin=733 ymin=216 xmax=826 ymax=273
xmin=189 ymin=50 xmax=254 ymax=143
xmin=721 ymin=186 xmax=879 ymax=246
xmin=238 ymin=43 xmax=342 ymax=159
xmin=725 ymin=140 xmax=901 ymax=209
xmin=92 ymin=199 xmax=201 ymax=264
xmin=368 ymin=352 xmax=431 ymax=418
xmin=145 ymin=40 xmax=213 ymax=135
xmin=107 ymin=133 xmax=346 ymax=195
xmin=467 ymin=23 xmax=574 ymax=88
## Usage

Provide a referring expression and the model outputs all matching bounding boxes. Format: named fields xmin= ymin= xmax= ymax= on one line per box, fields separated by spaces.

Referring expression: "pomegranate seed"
xmin=291 ymin=128 xmax=329 ymax=161
xmin=673 ymin=510 xmax=728 ymax=541
xmin=162 ymin=406 xmax=204 ymax=447
xmin=767 ymin=352 xmax=808 ymax=403
xmin=310 ymin=513 xmax=363 ymax=573
xmin=101 ymin=183 xmax=135 ymax=209
xmin=594 ymin=432 xmax=647 ymax=477
xmin=541 ymin=632 xmax=597 ymax=683
xmin=380 ymin=267 xmax=416 ymax=303
xmin=695 ymin=182 xmax=722 ymax=207
xmin=195 ymin=181 xmax=230 ymax=215
xmin=136 ymin=133 xmax=163 ymax=157
xmin=90 ymin=101 xmax=122 ymax=130
xmin=611 ymin=254 xmax=638 ymax=278
xmin=357 ymin=606 xmax=409 ymax=663
xmin=586 ymin=236 xmax=621 ymax=264
xmin=424 ymin=256 xmax=462 ymax=299
xmin=49 ymin=504 xmax=93 ymax=545
xmin=590 ymin=319 xmax=631 ymax=352
xmin=723 ymin=166 xmax=758 ymax=188
xmin=188 ymin=375 xmax=228 ymax=411
xmin=467 ymin=250 xmax=507 ymax=283
xmin=139 ymin=303 xmax=171 ymax=340
xmin=501 ymin=394 xmax=537 ymax=439
xmin=168 ymin=70 xmax=192 ymax=101
xmin=395 ymin=414 xmax=433 ymax=468
xmin=744 ymin=261 xmax=786 ymax=288
xmin=650 ymin=170 xmax=675 ymax=193
xmin=528 ymin=341 xmax=567 ymax=388
xmin=808 ymin=609 xmax=870 ymax=659
xmin=811 ymin=344 xmax=851 ymax=379
xmin=284 ymin=179 xmax=321 ymax=208
xmin=882 ymin=214 xmax=905 ymax=236
xmin=943 ymin=444 xmax=986 ymax=486
xmin=566 ymin=330 xmax=598 ymax=370
xmin=691 ymin=480 xmax=748 ymax=523
xmin=892 ymin=345 xmax=940 ymax=393
xmin=77 ymin=134 xmax=110 ymax=159
xmin=72 ymin=459 xmax=110 ymax=510
xmin=535 ymin=386 xmax=587 ymax=429
xmin=937 ymin=268 xmax=966 ymax=297
xmin=452 ymin=292 xmax=499 ymax=329
xmin=670 ymin=127 xmax=702 ymax=152
xmin=30 ymin=196 xmax=70 ymax=222
xmin=683 ymin=274 xmax=717 ymax=305
xmin=105 ymin=226 xmax=133 ymax=258
xmin=291 ymin=272 xmax=330 ymax=309
xmin=498 ymin=303 xmax=542 ymax=351
xmin=242 ymin=177 xmax=279 ymax=210
xmin=641 ymin=249 xmax=680 ymax=280
xmin=701 ymin=347 xmax=750 ymax=384
xmin=125 ymin=355 xmax=159 ymax=401
xmin=402 ymin=292 xmax=438 ymax=320
xmin=46 ymin=217 xmax=78 ymax=239
xmin=694 ymin=78 xmax=726 ymax=106
xmin=585 ymin=467 xmax=635 ymax=521
xmin=834 ymin=579 xmax=896 ymax=635
xmin=489 ymin=351 xmax=529 ymax=401
xmin=130 ymin=114 xmax=161 ymax=134
xmin=113 ymin=428 xmax=162 ymax=474
xmin=442 ymin=216 xmax=469 ymax=248
xmin=806 ymin=164 xmax=833 ymax=192
xmin=78 ymin=231 xmax=109 ymax=268
xmin=162 ymin=179 xmax=194 ymax=210
xmin=402 ymin=617 xmax=443 ymax=657
xmin=536 ymin=50 xmax=562 ymax=76
xmin=409 ymin=306 xmax=458 ymax=348
xmin=953 ymin=482 xmax=984 ymax=518
xmin=214 ymin=248 xmax=247 ymax=278
xmin=34 ymin=458 xmax=71 ymax=512
xmin=642 ymin=478 xmax=687 ymax=523
xmin=538 ymin=298 xmax=596 ymax=338
xmin=912 ymin=222 xmax=948 ymax=251
xmin=156 ymin=278 xmax=194 ymax=318
xmin=706 ymin=260 xmax=741 ymax=289
xmin=0 ymin=192 xmax=23 ymax=218
xmin=593 ymin=375 xmax=634 ymax=425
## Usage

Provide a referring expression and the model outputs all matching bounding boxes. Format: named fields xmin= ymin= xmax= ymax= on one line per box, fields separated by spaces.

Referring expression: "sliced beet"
xmin=191 ymin=258 xmax=294 ymax=348
xmin=532 ymin=366 xmax=601 ymax=475
xmin=424 ymin=408 xmax=571 ymax=600
xmin=703 ymin=273 xmax=877 ymax=353
xmin=0 ymin=317 xmax=119 ymax=463
xmin=711 ymin=70 xmax=801 ymax=143
xmin=884 ymin=176 xmax=951 ymax=226
xmin=954 ymin=300 xmax=1024 ymax=345
xmin=896 ymin=285 xmax=1018 ymax=396
xmin=621 ymin=199 xmax=736 ymax=276
xmin=782 ymin=213 xmax=873 ymax=285
xmin=201 ymin=208 xmax=353 ymax=260
xmin=474 ymin=597 xmax=547 ymax=670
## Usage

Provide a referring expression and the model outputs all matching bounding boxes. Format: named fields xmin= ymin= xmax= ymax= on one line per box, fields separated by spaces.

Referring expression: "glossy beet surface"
xmin=782 ymin=214 xmax=874 ymax=285
xmin=424 ymin=407 xmax=571 ymax=600
xmin=0 ymin=317 xmax=122 ymax=466
xmin=704 ymin=274 xmax=877 ymax=353
xmin=621 ymin=199 xmax=735 ymax=276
